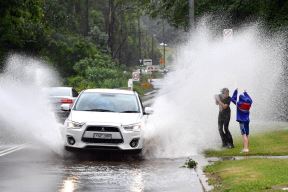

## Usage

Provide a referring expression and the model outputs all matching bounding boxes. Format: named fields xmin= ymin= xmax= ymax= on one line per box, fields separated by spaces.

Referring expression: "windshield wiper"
xmin=119 ymin=110 xmax=139 ymax=113
xmin=82 ymin=109 xmax=115 ymax=112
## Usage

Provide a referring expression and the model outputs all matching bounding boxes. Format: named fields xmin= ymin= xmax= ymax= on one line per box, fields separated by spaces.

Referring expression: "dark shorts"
xmin=239 ymin=122 xmax=249 ymax=135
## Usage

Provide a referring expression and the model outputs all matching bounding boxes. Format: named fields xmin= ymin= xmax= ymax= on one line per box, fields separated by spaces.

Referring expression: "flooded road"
xmin=0 ymin=145 xmax=203 ymax=192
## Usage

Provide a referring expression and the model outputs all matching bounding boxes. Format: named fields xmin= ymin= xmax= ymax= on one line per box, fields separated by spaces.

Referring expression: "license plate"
xmin=93 ymin=133 xmax=112 ymax=139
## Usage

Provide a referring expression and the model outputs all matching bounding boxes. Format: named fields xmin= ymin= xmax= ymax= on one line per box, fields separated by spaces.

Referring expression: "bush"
xmin=183 ymin=158 xmax=198 ymax=169
xmin=67 ymin=53 xmax=130 ymax=91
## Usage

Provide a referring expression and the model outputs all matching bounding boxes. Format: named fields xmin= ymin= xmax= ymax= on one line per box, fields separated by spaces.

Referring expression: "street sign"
xmin=132 ymin=72 xmax=140 ymax=81
xmin=223 ymin=29 xmax=233 ymax=41
xmin=147 ymin=66 xmax=153 ymax=72
xmin=143 ymin=59 xmax=152 ymax=66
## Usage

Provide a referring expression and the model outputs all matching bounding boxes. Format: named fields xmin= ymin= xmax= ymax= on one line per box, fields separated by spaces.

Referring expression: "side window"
xmin=72 ymin=89 xmax=79 ymax=97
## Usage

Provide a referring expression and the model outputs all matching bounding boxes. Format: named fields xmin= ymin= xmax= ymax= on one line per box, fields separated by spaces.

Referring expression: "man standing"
xmin=215 ymin=88 xmax=234 ymax=148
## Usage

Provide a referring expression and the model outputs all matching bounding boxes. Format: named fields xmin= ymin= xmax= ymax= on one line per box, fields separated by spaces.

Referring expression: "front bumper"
xmin=64 ymin=123 xmax=143 ymax=151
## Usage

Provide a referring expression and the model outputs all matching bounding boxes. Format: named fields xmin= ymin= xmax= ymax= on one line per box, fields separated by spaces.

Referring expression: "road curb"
xmin=192 ymin=155 xmax=213 ymax=191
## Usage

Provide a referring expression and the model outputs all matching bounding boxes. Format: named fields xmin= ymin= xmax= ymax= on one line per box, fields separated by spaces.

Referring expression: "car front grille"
xmin=82 ymin=126 xmax=123 ymax=144
xmin=82 ymin=138 xmax=123 ymax=144
xmin=84 ymin=146 xmax=120 ymax=150
xmin=85 ymin=126 xmax=120 ymax=132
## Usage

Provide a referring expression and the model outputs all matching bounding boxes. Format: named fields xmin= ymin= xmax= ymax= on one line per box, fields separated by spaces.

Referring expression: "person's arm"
xmin=231 ymin=89 xmax=238 ymax=105
xmin=218 ymin=99 xmax=229 ymax=109
xmin=244 ymin=91 xmax=253 ymax=104
xmin=214 ymin=95 xmax=219 ymax=105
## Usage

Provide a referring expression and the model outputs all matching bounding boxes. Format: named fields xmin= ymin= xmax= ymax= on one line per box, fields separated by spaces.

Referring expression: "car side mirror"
xmin=144 ymin=107 xmax=154 ymax=115
xmin=61 ymin=104 xmax=71 ymax=111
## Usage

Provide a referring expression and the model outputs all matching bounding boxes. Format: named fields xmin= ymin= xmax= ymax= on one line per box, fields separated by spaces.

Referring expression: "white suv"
xmin=62 ymin=89 xmax=153 ymax=153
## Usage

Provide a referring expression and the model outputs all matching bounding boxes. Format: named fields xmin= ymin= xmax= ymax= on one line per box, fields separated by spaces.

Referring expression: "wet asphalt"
xmin=0 ymin=145 xmax=203 ymax=192
xmin=0 ymin=89 xmax=204 ymax=192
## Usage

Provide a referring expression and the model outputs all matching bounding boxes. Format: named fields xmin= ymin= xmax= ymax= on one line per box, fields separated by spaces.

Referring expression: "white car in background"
xmin=46 ymin=87 xmax=79 ymax=122
xmin=62 ymin=89 xmax=153 ymax=153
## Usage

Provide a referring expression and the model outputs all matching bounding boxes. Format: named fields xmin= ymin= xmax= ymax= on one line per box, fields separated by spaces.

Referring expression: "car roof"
xmin=83 ymin=89 xmax=136 ymax=95
xmin=50 ymin=87 xmax=72 ymax=89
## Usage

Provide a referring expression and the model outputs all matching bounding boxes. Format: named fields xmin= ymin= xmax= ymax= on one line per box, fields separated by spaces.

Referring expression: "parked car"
xmin=62 ymin=88 xmax=153 ymax=153
xmin=46 ymin=87 xmax=79 ymax=123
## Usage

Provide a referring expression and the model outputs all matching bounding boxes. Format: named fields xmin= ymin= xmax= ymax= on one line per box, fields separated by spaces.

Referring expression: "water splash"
xmin=0 ymin=54 xmax=63 ymax=154
xmin=144 ymin=21 xmax=287 ymax=158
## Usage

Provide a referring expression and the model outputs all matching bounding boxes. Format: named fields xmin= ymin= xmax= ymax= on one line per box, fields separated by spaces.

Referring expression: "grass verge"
xmin=204 ymin=158 xmax=288 ymax=192
xmin=205 ymin=129 xmax=288 ymax=157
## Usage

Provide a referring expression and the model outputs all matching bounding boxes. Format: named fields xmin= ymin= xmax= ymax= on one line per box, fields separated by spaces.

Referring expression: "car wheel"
xmin=65 ymin=146 xmax=75 ymax=152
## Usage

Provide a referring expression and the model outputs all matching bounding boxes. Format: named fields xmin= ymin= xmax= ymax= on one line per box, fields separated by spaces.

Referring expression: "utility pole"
xmin=138 ymin=16 xmax=142 ymax=65
xmin=188 ymin=0 xmax=195 ymax=30
xmin=151 ymin=35 xmax=154 ymax=62
xmin=162 ymin=20 xmax=166 ymax=68
xmin=163 ymin=43 xmax=166 ymax=68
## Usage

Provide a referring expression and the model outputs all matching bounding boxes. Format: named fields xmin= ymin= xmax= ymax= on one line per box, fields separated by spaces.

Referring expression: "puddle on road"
xmin=0 ymin=146 xmax=203 ymax=192
xmin=58 ymin=156 xmax=202 ymax=192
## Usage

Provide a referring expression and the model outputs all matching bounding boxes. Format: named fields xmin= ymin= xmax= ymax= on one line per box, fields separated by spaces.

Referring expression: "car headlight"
xmin=123 ymin=123 xmax=142 ymax=132
xmin=66 ymin=121 xmax=85 ymax=129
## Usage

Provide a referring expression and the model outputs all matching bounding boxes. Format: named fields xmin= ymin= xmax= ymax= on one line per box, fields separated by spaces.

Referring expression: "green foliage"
xmin=136 ymin=0 xmax=189 ymax=29
xmin=132 ymin=82 xmax=145 ymax=96
xmin=196 ymin=0 xmax=288 ymax=29
xmin=0 ymin=0 xmax=162 ymax=87
xmin=205 ymin=158 xmax=288 ymax=192
xmin=137 ymin=0 xmax=288 ymax=30
xmin=0 ymin=0 xmax=45 ymax=53
xmin=205 ymin=129 xmax=288 ymax=157
xmin=44 ymin=33 xmax=98 ymax=77
xmin=67 ymin=54 xmax=130 ymax=90
xmin=183 ymin=158 xmax=198 ymax=169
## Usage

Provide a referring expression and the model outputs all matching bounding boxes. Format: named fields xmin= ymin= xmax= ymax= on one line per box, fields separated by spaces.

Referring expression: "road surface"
xmin=0 ymin=144 xmax=204 ymax=192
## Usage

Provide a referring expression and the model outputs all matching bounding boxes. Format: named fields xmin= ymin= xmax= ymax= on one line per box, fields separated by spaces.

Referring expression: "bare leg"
xmin=242 ymin=134 xmax=249 ymax=151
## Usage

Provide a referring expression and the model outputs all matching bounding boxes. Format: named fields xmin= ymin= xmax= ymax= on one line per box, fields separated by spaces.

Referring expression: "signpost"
xmin=223 ymin=29 xmax=233 ymax=41
xmin=128 ymin=79 xmax=133 ymax=90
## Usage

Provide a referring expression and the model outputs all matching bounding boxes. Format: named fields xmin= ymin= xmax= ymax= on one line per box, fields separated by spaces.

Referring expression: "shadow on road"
xmin=63 ymin=149 xmax=145 ymax=162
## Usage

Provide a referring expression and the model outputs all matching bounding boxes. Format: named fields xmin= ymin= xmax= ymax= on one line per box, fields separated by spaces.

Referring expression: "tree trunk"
xmin=108 ymin=0 xmax=115 ymax=57
xmin=84 ymin=0 xmax=89 ymax=36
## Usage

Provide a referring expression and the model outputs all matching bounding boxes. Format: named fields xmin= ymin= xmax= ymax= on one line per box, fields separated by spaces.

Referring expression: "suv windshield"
xmin=74 ymin=92 xmax=140 ymax=113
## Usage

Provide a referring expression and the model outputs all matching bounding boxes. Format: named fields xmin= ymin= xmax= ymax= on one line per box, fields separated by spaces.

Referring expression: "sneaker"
xmin=227 ymin=144 xmax=235 ymax=149
xmin=240 ymin=149 xmax=249 ymax=153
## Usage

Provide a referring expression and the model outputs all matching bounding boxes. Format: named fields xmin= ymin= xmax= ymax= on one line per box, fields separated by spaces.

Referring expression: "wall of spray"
xmin=144 ymin=20 xmax=287 ymax=158
xmin=0 ymin=54 xmax=63 ymax=154
xmin=0 ymin=21 xmax=286 ymax=159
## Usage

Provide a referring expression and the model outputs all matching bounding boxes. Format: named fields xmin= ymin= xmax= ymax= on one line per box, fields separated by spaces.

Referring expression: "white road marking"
xmin=0 ymin=144 xmax=26 ymax=157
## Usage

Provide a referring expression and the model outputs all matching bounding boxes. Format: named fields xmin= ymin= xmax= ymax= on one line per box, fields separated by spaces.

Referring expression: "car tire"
xmin=130 ymin=149 xmax=142 ymax=154
xmin=65 ymin=146 xmax=76 ymax=152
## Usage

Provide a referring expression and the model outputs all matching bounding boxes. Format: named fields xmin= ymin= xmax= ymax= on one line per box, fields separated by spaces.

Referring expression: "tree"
xmin=0 ymin=0 xmax=45 ymax=63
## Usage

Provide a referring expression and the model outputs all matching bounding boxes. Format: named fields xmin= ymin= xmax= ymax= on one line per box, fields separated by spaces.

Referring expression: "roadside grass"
xmin=204 ymin=129 xmax=288 ymax=157
xmin=204 ymin=158 xmax=288 ymax=192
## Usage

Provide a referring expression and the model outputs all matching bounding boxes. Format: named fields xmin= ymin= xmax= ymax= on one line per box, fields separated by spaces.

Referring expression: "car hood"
xmin=69 ymin=111 xmax=142 ymax=125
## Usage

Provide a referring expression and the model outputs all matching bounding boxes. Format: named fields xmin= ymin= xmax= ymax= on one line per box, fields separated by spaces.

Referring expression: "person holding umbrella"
xmin=231 ymin=89 xmax=253 ymax=153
